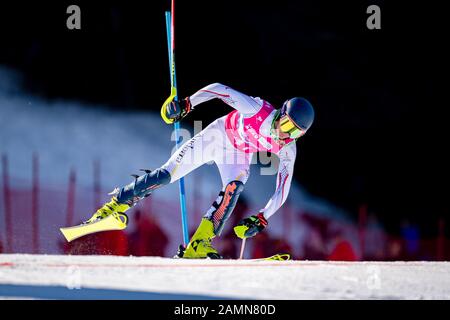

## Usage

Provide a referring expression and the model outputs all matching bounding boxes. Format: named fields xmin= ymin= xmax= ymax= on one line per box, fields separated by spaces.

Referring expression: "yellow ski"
xmin=60 ymin=212 xmax=128 ymax=242
xmin=253 ymin=254 xmax=291 ymax=261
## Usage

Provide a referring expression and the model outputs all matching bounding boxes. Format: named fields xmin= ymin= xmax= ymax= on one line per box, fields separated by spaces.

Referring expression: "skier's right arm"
xmin=189 ymin=83 xmax=263 ymax=117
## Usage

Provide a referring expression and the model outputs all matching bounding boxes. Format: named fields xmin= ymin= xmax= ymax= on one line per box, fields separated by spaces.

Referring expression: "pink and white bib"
xmin=225 ymin=101 xmax=293 ymax=153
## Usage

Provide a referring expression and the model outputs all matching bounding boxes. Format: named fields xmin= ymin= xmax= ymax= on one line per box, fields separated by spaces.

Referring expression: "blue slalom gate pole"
xmin=165 ymin=7 xmax=190 ymax=247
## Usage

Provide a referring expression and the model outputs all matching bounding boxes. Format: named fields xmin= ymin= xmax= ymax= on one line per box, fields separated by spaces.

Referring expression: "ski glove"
xmin=234 ymin=213 xmax=268 ymax=239
xmin=164 ymin=97 xmax=192 ymax=123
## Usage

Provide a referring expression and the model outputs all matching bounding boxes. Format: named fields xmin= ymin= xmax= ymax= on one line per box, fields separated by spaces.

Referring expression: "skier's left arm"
xmin=234 ymin=143 xmax=296 ymax=239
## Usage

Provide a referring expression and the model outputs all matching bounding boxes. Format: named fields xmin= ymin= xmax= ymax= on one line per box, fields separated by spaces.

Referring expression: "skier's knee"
xmin=116 ymin=168 xmax=171 ymax=205
xmin=233 ymin=168 xmax=250 ymax=185
xmin=205 ymin=180 xmax=244 ymax=236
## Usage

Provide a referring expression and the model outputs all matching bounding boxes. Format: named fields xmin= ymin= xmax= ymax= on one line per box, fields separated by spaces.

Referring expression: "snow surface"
xmin=1 ymin=254 xmax=449 ymax=300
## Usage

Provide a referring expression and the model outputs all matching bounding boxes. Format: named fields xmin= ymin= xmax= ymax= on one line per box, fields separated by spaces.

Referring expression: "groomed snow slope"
xmin=1 ymin=254 xmax=449 ymax=300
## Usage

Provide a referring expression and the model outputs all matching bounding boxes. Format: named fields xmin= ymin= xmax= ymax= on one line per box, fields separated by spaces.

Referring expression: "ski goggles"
xmin=279 ymin=114 xmax=305 ymax=139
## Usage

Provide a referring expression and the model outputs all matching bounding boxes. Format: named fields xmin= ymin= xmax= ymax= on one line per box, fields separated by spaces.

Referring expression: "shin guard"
xmin=204 ymin=180 xmax=244 ymax=236
xmin=116 ymin=168 xmax=171 ymax=206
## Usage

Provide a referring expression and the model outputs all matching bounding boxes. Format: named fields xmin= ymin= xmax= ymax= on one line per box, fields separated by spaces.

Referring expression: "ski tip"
xmin=264 ymin=254 xmax=291 ymax=261
xmin=59 ymin=227 xmax=72 ymax=242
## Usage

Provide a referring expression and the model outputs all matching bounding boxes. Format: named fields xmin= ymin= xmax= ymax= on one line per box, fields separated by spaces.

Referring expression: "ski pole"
xmin=239 ymin=238 xmax=246 ymax=260
xmin=165 ymin=1 xmax=190 ymax=247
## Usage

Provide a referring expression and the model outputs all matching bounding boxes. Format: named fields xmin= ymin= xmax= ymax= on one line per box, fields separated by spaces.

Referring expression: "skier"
xmin=84 ymin=83 xmax=314 ymax=258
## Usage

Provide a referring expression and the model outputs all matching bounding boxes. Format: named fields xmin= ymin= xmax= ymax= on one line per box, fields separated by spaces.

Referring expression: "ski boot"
xmin=84 ymin=197 xmax=130 ymax=224
xmin=181 ymin=218 xmax=222 ymax=259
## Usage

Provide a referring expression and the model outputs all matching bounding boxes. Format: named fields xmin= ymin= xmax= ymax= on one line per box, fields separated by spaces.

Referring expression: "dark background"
xmin=0 ymin=0 xmax=447 ymax=236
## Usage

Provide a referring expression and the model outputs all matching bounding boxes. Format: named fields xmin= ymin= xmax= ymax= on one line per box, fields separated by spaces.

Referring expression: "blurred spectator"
xmin=128 ymin=209 xmax=169 ymax=257
xmin=251 ymin=232 xmax=292 ymax=259
xmin=385 ymin=235 xmax=406 ymax=261
xmin=96 ymin=230 xmax=129 ymax=256
xmin=298 ymin=212 xmax=329 ymax=260
xmin=400 ymin=219 xmax=420 ymax=260
xmin=0 ymin=239 xmax=3 ymax=253
xmin=251 ymin=232 xmax=273 ymax=259
xmin=327 ymin=231 xmax=358 ymax=261
xmin=300 ymin=212 xmax=330 ymax=240
xmin=363 ymin=213 xmax=387 ymax=260
xmin=301 ymin=228 xmax=327 ymax=260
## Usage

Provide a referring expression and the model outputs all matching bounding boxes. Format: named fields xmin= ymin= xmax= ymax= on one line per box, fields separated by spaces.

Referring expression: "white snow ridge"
xmin=0 ymin=254 xmax=450 ymax=300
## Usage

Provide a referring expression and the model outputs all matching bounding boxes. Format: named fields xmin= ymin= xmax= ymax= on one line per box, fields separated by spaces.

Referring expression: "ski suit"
xmin=117 ymin=83 xmax=296 ymax=235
